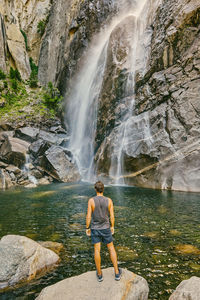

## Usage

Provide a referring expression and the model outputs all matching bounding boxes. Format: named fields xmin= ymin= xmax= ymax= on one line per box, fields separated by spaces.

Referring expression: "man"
xmin=86 ymin=181 xmax=122 ymax=282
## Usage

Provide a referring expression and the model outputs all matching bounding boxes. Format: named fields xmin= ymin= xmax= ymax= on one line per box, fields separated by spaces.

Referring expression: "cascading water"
xmin=65 ymin=0 xmax=161 ymax=183
xmin=23 ymin=154 xmax=38 ymax=185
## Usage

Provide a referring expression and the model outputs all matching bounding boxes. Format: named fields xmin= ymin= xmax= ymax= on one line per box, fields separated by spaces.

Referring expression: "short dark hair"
xmin=94 ymin=181 xmax=104 ymax=193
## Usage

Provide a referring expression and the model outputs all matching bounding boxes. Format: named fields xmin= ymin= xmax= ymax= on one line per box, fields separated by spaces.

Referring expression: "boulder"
xmin=37 ymin=130 xmax=67 ymax=146
xmin=40 ymin=145 xmax=80 ymax=182
xmin=0 ymin=136 xmax=30 ymax=168
xmin=38 ymin=241 xmax=63 ymax=255
xmin=0 ymin=235 xmax=59 ymax=290
xmin=36 ymin=268 xmax=149 ymax=300
xmin=29 ymin=139 xmax=50 ymax=158
xmin=0 ymin=169 xmax=13 ymax=189
xmin=169 ymin=276 xmax=200 ymax=300
xmin=15 ymin=127 xmax=40 ymax=143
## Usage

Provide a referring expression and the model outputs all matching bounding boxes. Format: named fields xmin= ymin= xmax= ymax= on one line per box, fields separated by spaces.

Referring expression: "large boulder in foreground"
xmin=169 ymin=276 xmax=200 ymax=300
xmin=40 ymin=145 xmax=80 ymax=182
xmin=0 ymin=235 xmax=59 ymax=290
xmin=36 ymin=268 xmax=149 ymax=300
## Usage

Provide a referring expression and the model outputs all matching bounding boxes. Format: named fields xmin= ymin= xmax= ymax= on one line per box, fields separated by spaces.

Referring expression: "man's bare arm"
xmin=108 ymin=198 xmax=115 ymax=234
xmin=86 ymin=198 xmax=93 ymax=235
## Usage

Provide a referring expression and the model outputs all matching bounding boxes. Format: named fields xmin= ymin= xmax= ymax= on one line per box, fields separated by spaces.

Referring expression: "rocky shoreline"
xmin=0 ymin=118 xmax=80 ymax=190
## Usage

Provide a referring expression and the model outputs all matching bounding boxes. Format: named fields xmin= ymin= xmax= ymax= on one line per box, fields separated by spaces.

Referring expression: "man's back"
xmin=91 ymin=196 xmax=110 ymax=230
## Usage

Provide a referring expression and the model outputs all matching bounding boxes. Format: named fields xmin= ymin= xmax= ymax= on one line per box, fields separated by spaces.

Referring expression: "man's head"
xmin=94 ymin=181 xmax=104 ymax=193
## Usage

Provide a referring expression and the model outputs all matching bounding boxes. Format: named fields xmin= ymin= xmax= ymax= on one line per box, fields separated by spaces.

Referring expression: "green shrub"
xmin=9 ymin=67 xmax=22 ymax=81
xmin=20 ymin=29 xmax=29 ymax=51
xmin=11 ymin=79 xmax=18 ymax=90
xmin=3 ymin=81 xmax=8 ymax=88
xmin=0 ymin=69 xmax=6 ymax=80
xmin=29 ymin=57 xmax=38 ymax=88
xmin=37 ymin=19 xmax=47 ymax=37
xmin=42 ymin=82 xmax=62 ymax=111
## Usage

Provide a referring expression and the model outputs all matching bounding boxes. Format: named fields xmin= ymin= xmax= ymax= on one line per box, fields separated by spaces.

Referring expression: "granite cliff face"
xmin=0 ymin=0 xmax=51 ymax=79
xmin=1 ymin=0 xmax=200 ymax=192
xmin=93 ymin=0 xmax=200 ymax=192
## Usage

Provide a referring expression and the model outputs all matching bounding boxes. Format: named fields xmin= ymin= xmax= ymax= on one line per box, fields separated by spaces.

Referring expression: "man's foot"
xmin=115 ymin=268 xmax=122 ymax=281
xmin=96 ymin=271 xmax=103 ymax=282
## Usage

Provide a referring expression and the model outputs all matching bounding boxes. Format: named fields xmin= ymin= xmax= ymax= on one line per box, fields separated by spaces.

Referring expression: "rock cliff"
xmin=93 ymin=0 xmax=200 ymax=192
xmin=1 ymin=0 xmax=200 ymax=192
xmin=0 ymin=0 xmax=51 ymax=79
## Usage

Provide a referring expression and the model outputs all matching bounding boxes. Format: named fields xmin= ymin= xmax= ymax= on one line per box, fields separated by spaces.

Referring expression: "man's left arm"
xmin=86 ymin=198 xmax=92 ymax=236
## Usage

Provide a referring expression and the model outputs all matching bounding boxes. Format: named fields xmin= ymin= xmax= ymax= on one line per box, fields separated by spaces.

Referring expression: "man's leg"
xmin=107 ymin=242 xmax=119 ymax=274
xmin=94 ymin=242 xmax=102 ymax=275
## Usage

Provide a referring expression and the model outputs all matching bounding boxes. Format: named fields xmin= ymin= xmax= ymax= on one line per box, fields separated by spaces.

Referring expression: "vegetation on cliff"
xmin=0 ymin=68 xmax=63 ymax=124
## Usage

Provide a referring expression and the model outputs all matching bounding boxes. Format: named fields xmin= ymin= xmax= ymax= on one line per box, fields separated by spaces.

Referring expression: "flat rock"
xmin=15 ymin=127 xmax=40 ymax=143
xmin=36 ymin=268 xmax=149 ymax=300
xmin=169 ymin=276 xmax=200 ymax=300
xmin=0 ymin=235 xmax=59 ymax=290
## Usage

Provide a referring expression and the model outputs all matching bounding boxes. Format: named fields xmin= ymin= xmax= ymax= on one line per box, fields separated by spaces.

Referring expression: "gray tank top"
xmin=91 ymin=196 xmax=110 ymax=229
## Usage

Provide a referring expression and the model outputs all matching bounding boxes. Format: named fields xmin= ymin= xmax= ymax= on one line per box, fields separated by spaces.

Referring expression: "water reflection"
xmin=0 ymin=183 xmax=200 ymax=299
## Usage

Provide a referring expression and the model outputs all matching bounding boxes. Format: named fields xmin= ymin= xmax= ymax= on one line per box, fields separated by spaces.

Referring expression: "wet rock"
xmin=169 ymin=276 xmax=200 ymax=300
xmin=96 ymin=16 xmax=136 ymax=147
xmin=38 ymin=177 xmax=51 ymax=185
xmin=37 ymin=130 xmax=66 ymax=146
xmin=15 ymin=127 xmax=40 ymax=143
xmin=38 ymin=241 xmax=63 ymax=255
xmin=36 ymin=268 xmax=149 ymax=300
xmin=0 ymin=235 xmax=59 ymax=290
xmin=0 ymin=136 xmax=30 ymax=168
xmin=6 ymin=165 xmax=21 ymax=175
xmin=40 ymin=146 xmax=80 ymax=183
xmin=29 ymin=139 xmax=50 ymax=158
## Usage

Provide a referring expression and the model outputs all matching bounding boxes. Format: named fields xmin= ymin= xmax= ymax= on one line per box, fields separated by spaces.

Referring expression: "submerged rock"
xmin=36 ymin=268 xmax=149 ymax=300
xmin=169 ymin=276 xmax=200 ymax=300
xmin=0 ymin=235 xmax=59 ymax=291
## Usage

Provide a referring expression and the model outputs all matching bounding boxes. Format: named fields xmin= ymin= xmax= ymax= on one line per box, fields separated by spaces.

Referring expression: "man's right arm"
xmin=108 ymin=198 xmax=115 ymax=235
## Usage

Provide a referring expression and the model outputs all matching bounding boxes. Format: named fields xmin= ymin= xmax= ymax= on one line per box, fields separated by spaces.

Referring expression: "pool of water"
xmin=0 ymin=183 xmax=200 ymax=299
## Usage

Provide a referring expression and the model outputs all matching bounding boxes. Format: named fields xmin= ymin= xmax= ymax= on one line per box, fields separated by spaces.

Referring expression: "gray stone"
xmin=15 ymin=127 xmax=40 ymax=143
xmin=40 ymin=145 xmax=80 ymax=182
xmin=29 ymin=139 xmax=50 ymax=158
xmin=6 ymin=165 xmax=21 ymax=175
xmin=169 ymin=276 xmax=200 ymax=300
xmin=0 ymin=136 xmax=30 ymax=168
xmin=37 ymin=130 xmax=66 ymax=146
xmin=36 ymin=268 xmax=149 ymax=300
xmin=0 ymin=235 xmax=59 ymax=290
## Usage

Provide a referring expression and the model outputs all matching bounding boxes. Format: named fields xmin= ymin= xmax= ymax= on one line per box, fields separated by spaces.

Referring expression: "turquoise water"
xmin=0 ymin=183 xmax=200 ymax=299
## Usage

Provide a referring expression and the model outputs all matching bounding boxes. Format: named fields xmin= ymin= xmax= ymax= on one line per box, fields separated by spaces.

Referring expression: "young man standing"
xmin=86 ymin=181 xmax=122 ymax=282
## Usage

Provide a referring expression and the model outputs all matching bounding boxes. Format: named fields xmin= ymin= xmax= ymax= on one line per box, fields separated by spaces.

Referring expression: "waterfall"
xmin=23 ymin=155 xmax=38 ymax=185
xmin=0 ymin=169 xmax=6 ymax=190
xmin=65 ymin=0 xmax=162 ymax=183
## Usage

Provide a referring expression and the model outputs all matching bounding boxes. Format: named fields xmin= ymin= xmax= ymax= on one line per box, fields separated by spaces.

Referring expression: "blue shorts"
xmin=91 ymin=228 xmax=113 ymax=245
